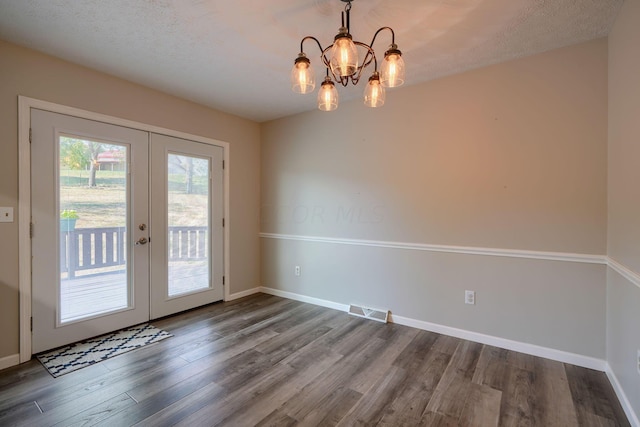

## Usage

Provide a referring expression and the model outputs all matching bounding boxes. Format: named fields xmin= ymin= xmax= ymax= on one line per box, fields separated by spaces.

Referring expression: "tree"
xmin=169 ymin=155 xmax=199 ymax=194
xmin=168 ymin=155 xmax=210 ymax=194
xmin=60 ymin=137 xmax=119 ymax=187
xmin=60 ymin=138 xmax=90 ymax=170
xmin=86 ymin=142 xmax=103 ymax=187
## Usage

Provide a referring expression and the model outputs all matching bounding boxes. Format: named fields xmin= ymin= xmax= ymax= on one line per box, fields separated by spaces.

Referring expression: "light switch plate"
xmin=0 ymin=207 xmax=14 ymax=223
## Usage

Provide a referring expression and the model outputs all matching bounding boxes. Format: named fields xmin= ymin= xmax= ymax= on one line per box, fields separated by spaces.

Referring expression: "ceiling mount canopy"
xmin=291 ymin=0 xmax=405 ymax=111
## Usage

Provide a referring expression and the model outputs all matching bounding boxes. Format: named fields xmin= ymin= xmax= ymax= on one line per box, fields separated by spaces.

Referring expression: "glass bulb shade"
xmin=291 ymin=57 xmax=315 ymax=94
xmin=380 ymin=51 xmax=405 ymax=88
xmin=364 ymin=76 xmax=385 ymax=108
xmin=330 ymin=35 xmax=358 ymax=77
xmin=318 ymin=80 xmax=339 ymax=111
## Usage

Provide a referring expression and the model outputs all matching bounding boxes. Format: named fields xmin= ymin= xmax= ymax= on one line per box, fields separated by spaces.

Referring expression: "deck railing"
xmin=60 ymin=226 xmax=207 ymax=278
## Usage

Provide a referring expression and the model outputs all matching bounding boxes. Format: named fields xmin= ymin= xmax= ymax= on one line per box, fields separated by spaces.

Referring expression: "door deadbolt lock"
xmin=139 ymin=223 xmax=147 ymax=231
xmin=135 ymin=237 xmax=148 ymax=245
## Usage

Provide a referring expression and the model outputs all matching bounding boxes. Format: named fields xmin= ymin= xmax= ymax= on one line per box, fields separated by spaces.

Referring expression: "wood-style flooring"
xmin=0 ymin=293 xmax=630 ymax=426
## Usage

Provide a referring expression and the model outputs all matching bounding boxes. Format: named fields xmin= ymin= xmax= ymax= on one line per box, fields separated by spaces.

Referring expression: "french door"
xmin=149 ymin=133 xmax=224 ymax=319
xmin=31 ymin=110 xmax=224 ymax=353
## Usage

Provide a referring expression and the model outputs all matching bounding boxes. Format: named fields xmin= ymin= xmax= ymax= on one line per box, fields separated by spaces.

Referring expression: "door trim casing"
xmin=18 ymin=96 xmax=231 ymax=363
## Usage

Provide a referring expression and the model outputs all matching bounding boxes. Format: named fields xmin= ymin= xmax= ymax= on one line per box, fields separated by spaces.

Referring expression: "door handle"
xmin=135 ymin=237 xmax=148 ymax=245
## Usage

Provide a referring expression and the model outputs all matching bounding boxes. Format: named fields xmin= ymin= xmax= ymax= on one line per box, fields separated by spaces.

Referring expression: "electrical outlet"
xmin=465 ymin=290 xmax=475 ymax=305
xmin=295 ymin=266 xmax=301 ymax=276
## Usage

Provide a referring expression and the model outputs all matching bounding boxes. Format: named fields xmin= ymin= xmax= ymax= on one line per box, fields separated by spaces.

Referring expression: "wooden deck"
xmin=61 ymin=271 xmax=128 ymax=322
xmin=60 ymin=262 xmax=209 ymax=322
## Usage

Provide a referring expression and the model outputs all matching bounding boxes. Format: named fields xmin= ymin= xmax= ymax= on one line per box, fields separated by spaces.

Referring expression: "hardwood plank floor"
xmin=0 ymin=293 xmax=630 ymax=426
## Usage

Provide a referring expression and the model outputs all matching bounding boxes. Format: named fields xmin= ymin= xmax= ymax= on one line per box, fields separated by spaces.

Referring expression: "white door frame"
xmin=18 ymin=96 xmax=231 ymax=363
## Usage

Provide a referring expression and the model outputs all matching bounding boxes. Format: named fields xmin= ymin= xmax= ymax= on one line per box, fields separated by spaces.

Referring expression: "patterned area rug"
xmin=37 ymin=324 xmax=172 ymax=377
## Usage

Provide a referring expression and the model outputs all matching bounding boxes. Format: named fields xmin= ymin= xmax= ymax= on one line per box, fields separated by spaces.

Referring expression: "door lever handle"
xmin=135 ymin=237 xmax=148 ymax=245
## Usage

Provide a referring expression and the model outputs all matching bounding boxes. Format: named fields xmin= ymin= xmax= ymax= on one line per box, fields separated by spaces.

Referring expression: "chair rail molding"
xmin=259 ymin=232 xmax=607 ymax=265
xmin=607 ymin=257 xmax=640 ymax=289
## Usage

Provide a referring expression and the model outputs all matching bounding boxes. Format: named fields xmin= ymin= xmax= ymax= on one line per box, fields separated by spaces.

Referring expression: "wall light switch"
xmin=0 ymin=207 xmax=14 ymax=223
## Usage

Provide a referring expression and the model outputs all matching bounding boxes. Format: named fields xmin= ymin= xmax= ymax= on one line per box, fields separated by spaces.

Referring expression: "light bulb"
xmin=364 ymin=72 xmax=385 ymax=108
xmin=380 ymin=45 xmax=405 ymax=88
xmin=330 ymin=30 xmax=358 ymax=77
xmin=318 ymin=77 xmax=338 ymax=111
xmin=291 ymin=54 xmax=315 ymax=94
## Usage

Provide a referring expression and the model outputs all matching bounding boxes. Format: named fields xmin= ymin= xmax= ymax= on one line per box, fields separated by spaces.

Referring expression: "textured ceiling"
xmin=0 ymin=0 xmax=624 ymax=122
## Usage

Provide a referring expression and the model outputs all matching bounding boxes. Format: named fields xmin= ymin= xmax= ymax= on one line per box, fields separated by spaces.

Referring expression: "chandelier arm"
xmin=320 ymin=44 xmax=339 ymax=82
xmin=320 ymin=44 xmax=352 ymax=86
xmin=353 ymin=41 xmax=376 ymax=76
xmin=321 ymin=45 xmax=333 ymax=68
xmin=369 ymin=26 xmax=396 ymax=50
xmin=299 ymin=36 xmax=325 ymax=56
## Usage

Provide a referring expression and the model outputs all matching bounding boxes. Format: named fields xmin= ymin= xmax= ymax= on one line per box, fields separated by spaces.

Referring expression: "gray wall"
xmin=0 ymin=40 xmax=261 ymax=359
xmin=261 ymin=39 xmax=609 ymax=358
xmin=607 ymin=0 xmax=640 ymax=417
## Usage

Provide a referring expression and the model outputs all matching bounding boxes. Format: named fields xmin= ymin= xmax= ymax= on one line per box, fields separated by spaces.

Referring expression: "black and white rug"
xmin=37 ymin=324 xmax=172 ymax=377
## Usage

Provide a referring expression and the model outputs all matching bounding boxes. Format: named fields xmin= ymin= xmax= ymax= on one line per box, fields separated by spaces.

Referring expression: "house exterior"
xmin=97 ymin=150 xmax=126 ymax=171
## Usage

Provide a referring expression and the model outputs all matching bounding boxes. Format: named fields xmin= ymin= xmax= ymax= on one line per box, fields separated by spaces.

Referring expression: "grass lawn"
xmin=60 ymin=169 xmax=209 ymax=228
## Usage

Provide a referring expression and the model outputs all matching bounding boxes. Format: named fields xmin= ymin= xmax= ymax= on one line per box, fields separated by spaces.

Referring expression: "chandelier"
xmin=290 ymin=0 xmax=406 ymax=111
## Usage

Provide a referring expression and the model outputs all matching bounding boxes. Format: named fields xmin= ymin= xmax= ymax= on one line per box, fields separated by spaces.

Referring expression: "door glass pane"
xmin=59 ymin=136 xmax=129 ymax=323
xmin=167 ymin=154 xmax=210 ymax=297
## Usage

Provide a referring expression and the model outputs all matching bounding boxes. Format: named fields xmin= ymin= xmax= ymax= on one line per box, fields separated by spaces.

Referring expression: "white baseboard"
xmin=227 ymin=287 xmax=262 ymax=301
xmin=605 ymin=363 xmax=640 ymax=427
xmin=0 ymin=354 xmax=20 ymax=371
xmin=259 ymin=286 xmax=606 ymax=371
xmin=390 ymin=314 xmax=606 ymax=371
xmin=260 ymin=287 xmax=350 ymax=312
